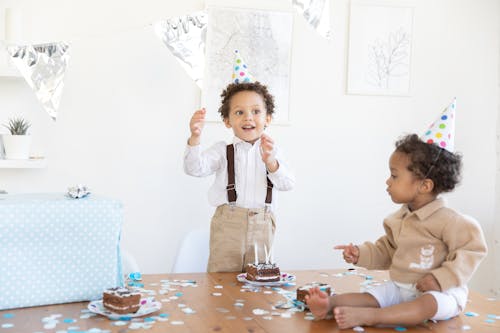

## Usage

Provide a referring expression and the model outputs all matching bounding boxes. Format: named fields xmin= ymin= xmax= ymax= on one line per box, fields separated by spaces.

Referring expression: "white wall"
xmin=0 ymin=0 xmax=498 ymax=295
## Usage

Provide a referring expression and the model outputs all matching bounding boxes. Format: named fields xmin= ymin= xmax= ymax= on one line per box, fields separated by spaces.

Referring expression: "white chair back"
xmin=172 ymin=227 xmax=210 ymax=273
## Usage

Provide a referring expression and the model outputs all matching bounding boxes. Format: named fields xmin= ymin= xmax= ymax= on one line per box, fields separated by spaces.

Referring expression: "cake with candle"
xmin=296 ymin=282 xmax=332 ymax=304
xmin=245 ymin=262 xmax=281 ymax=282
xmin=245 ymin=244 xmax=281 ymax=282
xmin=102 ymin=287 xmax=141 ymax=314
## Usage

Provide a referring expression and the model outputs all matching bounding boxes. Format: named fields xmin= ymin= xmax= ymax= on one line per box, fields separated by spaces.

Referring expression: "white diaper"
xmin=365 ymin=280 xmax=467 ymax=320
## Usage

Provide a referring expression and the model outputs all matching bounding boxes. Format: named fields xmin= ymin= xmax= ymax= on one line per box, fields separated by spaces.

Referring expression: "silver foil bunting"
xmin=7 ymin=42 xmax=70 ymax=120
xmin=293 ymin=0 xmax=331 ymax=39
xmin=154 ymin=11 xmax=207 ymax=88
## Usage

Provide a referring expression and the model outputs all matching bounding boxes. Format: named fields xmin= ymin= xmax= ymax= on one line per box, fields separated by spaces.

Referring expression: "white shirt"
xmin=184 ymin=137 xmax=295 ymax=211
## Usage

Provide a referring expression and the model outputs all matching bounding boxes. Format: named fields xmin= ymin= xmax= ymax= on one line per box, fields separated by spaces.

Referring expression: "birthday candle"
xmin=264 ymin=244 xmax=269 ymax=264
xmin=270 ymin=245 xmax=274 ymax=263
xmin=254 ymin=242 xmax=258 ymax=265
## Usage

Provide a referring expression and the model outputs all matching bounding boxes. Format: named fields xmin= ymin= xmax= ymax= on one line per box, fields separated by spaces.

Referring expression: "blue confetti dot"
xmin=235 ymin=79 xmax=239 ymax=84
xmin=144 ymin=317 xmax=156 ymax=322
xmin=128 ymin=272 xmax=142 ymax=280
xmin=159 ymin=313 xmax=170 ymax=318
xmin=119 ymin=315 xmax=132 ymax=321
xmin=464 ymin=311 xmax=479 ymax=317
xmin=2 ymin=314 xmax=14 ymax=319
xmin=485 ymin=319 xmax=495 ymax=323
xmin=441 ymin=115 xmax=448 ymax=120
xmin=395 ymin=327 xmax=407 ymax=331
xmin=487 ymin=314 xmax=497 ymax=318
xmin=234 ymin=66 xmax=239 ymax=71
xmin=175 ymin=292 xmax=183 ymax=297
xmin=63 ymin=318 xmax=75 ymax=323
xmin=365 ymin=275 xmax=373 ymax=280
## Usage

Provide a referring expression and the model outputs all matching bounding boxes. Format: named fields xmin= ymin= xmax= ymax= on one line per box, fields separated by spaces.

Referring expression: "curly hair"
xmin=218 ymin=81 xmax=275 ymax=120
xmin=395 ymin=134 xmax=462 ymax=194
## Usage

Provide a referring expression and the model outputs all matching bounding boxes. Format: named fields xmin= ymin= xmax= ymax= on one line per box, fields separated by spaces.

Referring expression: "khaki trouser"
xmin=207 ymin=204 xmax=276 ymax=272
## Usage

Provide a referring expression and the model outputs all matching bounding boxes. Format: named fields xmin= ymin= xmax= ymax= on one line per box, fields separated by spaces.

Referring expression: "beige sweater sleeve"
xmin=356 ymin=222 xmax=397 ymax=269
xmin=431 ymin=216 xmax=488 ymax=291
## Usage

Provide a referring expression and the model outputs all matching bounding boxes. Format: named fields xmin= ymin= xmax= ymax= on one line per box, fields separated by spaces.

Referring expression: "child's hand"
xmin=188 ymin=108 xmax=206 ymax=146
xmin=416 ymin=274 xmax=441 ymax=292
xmin=334 ymin=243 xmax=360 ymax=264
xmin=260 ymin=134 xmax=279 ymax=172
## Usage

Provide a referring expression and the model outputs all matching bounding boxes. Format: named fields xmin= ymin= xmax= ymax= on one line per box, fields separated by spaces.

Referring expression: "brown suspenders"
xmin=226 ymin=144 xmax=273 ymax=205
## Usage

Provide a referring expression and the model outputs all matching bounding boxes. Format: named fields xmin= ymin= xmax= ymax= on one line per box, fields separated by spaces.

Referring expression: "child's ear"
xmin=223 ymin=117 xmax=232 ymax=128
xmin=265 ymin=114 xmax=272 ymax=127
xmin=419 ymin=178 xmax=435 ymax=194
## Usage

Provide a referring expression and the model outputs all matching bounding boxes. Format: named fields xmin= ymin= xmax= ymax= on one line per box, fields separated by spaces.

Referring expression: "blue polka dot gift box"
xmin=0 ymin=193 xmax=124 ymax=310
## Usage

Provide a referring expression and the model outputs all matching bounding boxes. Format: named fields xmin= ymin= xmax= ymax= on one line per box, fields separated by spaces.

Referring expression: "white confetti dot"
xmin=182 ymin=307 xmax=196 ymax=314
xmin=171 ymin=321 xmax=185 ymax=325
xmin=252 ymin=309 xmax=269 ymax=315
xmin=353 ymin=326 xmax=365 ymax=332
xmin=43 ymin=323 xmax=57 ymax=329
xmin=1 ymin=323 xmax=14 ymax=328
xmin=212 ymin=292 xmax=222 ymax=296
xmin=112 ymin=321 xmax=128 ymax=326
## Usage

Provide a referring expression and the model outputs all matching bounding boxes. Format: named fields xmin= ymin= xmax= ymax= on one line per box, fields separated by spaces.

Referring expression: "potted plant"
xmin=2 ymin=117 xmax=32 ymax=159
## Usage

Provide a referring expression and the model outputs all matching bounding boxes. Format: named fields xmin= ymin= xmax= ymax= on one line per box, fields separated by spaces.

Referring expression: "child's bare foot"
xmin=334 ymin=306 xmax=376 ymax=329
xmin=305 ymin=287 xmax=330 ymax=319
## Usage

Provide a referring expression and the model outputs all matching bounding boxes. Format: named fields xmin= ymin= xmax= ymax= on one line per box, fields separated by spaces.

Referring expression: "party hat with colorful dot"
xmin=232 ymin=50 xmax=253 ymax=84
xmin=421 ymin=98 xmax=456 ymax=152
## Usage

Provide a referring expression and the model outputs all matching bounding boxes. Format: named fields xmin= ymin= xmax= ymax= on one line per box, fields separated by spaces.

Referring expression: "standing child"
xmin=306 ymin=100 xmax=487 ymax=329
xmin=184 ymin=50 xmax=295 ymax=272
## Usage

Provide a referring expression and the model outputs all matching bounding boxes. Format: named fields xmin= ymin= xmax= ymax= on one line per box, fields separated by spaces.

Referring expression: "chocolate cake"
xmin=245 ymin=263 xmax=281 ymax=282
xmin=102 ymin=287 xmax=141 ymax=314
xmin=296 ymin=282 xmax=332 ymax=304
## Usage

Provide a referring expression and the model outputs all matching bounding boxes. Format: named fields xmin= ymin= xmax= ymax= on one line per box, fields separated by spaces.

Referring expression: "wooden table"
xmin=0 ymin=269 xmax=498 ymax=333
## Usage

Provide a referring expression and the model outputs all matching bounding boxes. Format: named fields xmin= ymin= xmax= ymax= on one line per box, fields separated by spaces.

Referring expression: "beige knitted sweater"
xmin=357 ymin=198 xmax=487 ymax=291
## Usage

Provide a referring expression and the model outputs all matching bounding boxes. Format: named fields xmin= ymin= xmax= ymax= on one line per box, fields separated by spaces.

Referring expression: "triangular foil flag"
xmin=421 ymin=98 xmax=456 ymax=152
xmin=7 ymin=42 xmax=70 ymax=121
xmin=154 ymin=11 xmax=207 ymax=89
xmin=232 ymin=50 xmax=253 ymax=84
xmin=292 ymin=0 xmax=331 ymax=39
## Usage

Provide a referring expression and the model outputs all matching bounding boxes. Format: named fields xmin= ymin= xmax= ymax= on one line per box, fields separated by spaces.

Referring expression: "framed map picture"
xmin=347 ymin=3 xmax=414 ymax=96
xmin=202 ymin=7 xmax=293 ymax=124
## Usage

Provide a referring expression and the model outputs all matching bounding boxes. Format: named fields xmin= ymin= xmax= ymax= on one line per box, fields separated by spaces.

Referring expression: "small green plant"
xmin=3 ymin=117 xmax=31 ymax=135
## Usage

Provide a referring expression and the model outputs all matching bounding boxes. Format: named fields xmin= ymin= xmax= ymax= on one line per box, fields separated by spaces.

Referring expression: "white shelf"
xmin=0 ymin=158 xmax=47 ymax=168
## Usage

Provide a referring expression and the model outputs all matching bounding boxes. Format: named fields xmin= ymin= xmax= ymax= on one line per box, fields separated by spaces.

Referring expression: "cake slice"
xmin=245 ymin=263 xmax=281 ymax=282
xmin=102 ymin=287 xmax=141 ymax=314
xmin=296 ymin=282 xmax=332 ymax=304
